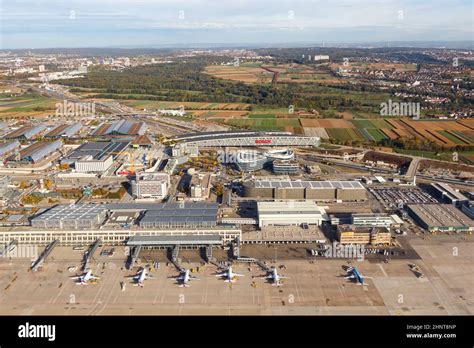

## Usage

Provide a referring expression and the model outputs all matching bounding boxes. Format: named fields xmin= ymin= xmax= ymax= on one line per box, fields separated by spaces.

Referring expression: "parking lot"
xmin=369 ymin=187 xmax=438 ymax=210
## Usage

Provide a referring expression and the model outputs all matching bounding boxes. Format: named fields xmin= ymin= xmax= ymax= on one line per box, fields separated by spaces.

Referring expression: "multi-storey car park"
xmin=172 ymin=131 xmax=320 ymax=147
xmin=272 ymin=160 xmax=300 ymax=174
xmin=243 ymin=179 xmax=367 ymax=201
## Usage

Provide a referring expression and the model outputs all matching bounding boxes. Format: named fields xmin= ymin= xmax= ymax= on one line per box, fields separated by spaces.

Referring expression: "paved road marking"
xmin=378 ymin=264 xmax=388 ymax=277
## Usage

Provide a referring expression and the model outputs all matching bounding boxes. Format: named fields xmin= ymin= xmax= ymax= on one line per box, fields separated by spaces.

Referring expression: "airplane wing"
xmin=233 ymin=273 xmax=245 ymax=277
xmin=125 ymin=274 xmax=140 ymax=279
xmin=69 ymin=276 xmax=81 ymax=280
xmin=345 ymin=275 xmax=356 ymax=279
xmin=89 ymin=275 xmax=100 ymax=280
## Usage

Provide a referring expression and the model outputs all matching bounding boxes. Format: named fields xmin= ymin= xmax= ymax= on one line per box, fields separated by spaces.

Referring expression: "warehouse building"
xmin=92 ymin=120 xmax=147 ymax=136
xmin=0 ymin=140 xmax=20 ymax=157
xmin=131 ymin=173 xmax=170 ymax=200
xmin=31 ymin=204 xmax=107 ymax=230
xmin=63 ymin=141 xmax=129 ymax=173
xmin=63 ymin=141 xmax=130 ymax=165
xmin=243 ymin=179 xmax=367 ymax=201
xmin=4 ymin=124 xmax=46 ymax=140
xmin=337 ymin=225 xmax=391 ymax=245
xmin=139 ymin=202 xmax=218 ymax=229
xmin=407 ymin=204 xmax=474 ymax=232
xmin=430 ymin=183 xmax=469 ymax=206
xmin=45 ymin=123 xmax=82 ymax=138
xmin=5 ymin=140 xmax=62 ymax=165
xmin=75 ymin=155 xmax=113 ymax=173
xmin=257 ymin=201 xmax=328 ymax=228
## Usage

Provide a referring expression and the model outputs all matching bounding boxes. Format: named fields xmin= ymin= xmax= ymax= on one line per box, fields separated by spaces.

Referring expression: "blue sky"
xmin=0 ymin=0 xmax=472 ymax=48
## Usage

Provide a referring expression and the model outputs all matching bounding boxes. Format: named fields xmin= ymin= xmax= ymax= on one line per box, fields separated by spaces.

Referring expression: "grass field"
xmin=326 ymin=128 xmax=357 ymax=141
xmin=366 ymin=128 xmax=388 ymax=142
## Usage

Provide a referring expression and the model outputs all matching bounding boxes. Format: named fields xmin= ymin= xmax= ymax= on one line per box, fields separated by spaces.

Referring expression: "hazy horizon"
xmin=1 ymin=0 xmax=473 ymax=49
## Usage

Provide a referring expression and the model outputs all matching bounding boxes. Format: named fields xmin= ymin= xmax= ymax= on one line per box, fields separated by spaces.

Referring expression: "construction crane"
xmin=110 ymin=151 xmax=136 ymax=175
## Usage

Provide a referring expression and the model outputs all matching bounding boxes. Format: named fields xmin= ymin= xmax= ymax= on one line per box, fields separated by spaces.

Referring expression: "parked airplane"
xmin=215 ymin=266 xmax=244 ymax=283
xmin=128 ymin=267 xmax=153 ymax=287
xmin=345 ymin=266 xmax=371 ymax=285
xmin=70 ymin=270 xmax=100 ymax=285
xmin=261 ymin=268 xmax=289 ymax=286
xmin=171 ymin=269 xmax=199 ymax=287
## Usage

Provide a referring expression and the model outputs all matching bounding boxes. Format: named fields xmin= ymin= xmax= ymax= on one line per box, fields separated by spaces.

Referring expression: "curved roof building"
xmin=236 ymin=150 xmax=268 ymax=172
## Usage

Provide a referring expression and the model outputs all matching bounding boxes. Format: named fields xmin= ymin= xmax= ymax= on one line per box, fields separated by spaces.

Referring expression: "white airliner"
xmin=262 ymin=268 xmax=289 ymax=286
xmin=215 ymin=266 xmax=244 ymax=283
xmin=171 ymin=269 xmax=199 ymax=287
xmin=128 ymin=267 xmax=153 ymax=287
xmin=70 ymin=270 xmax=100 ymax=285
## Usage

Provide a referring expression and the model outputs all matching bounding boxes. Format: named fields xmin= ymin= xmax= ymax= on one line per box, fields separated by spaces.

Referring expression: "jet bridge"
xmin=205 ymin=245 xmax=213 ymax=263
xmin=126 ymin=245 xmax=141 ymax=270
xmin=31 ymin=240 xmax=58 ymax=272
xmin=82 ymin=239 xmax=101 ymax=271
xmin=0 ymin=240 xmax=17 ymax=257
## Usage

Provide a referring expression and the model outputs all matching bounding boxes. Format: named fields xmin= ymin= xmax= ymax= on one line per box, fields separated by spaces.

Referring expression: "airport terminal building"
xmin=14 ymin=202 xmax=240 ymax=245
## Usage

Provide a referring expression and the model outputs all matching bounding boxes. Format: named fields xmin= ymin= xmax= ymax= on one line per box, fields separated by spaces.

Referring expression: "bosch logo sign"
xmin=255 ymin=139 xmax=272 ymax=144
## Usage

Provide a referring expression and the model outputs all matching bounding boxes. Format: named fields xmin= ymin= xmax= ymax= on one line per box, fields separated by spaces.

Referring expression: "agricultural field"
xmin=0 ymin=93 xmax=59 ymax=119
xmin=298 ymin=117 xmax=474 ymax=147
xmin=204 ymin=63 xmax=343 ymax=85
xmin=203 ymin=65 xmax=274 ymax=84
xmin=119 ymin=97 xmax=473 ymax=148
xmin=227 ymin=117 xmax=301 ymax=131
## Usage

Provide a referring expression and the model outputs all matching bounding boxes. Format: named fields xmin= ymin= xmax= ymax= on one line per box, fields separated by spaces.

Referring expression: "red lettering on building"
xmin=255 ymin=139 xmax=272 ymax=144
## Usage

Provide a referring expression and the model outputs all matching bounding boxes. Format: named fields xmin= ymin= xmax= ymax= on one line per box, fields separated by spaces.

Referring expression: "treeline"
xmin=53 ymin=56 xmax=380 ymax=113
